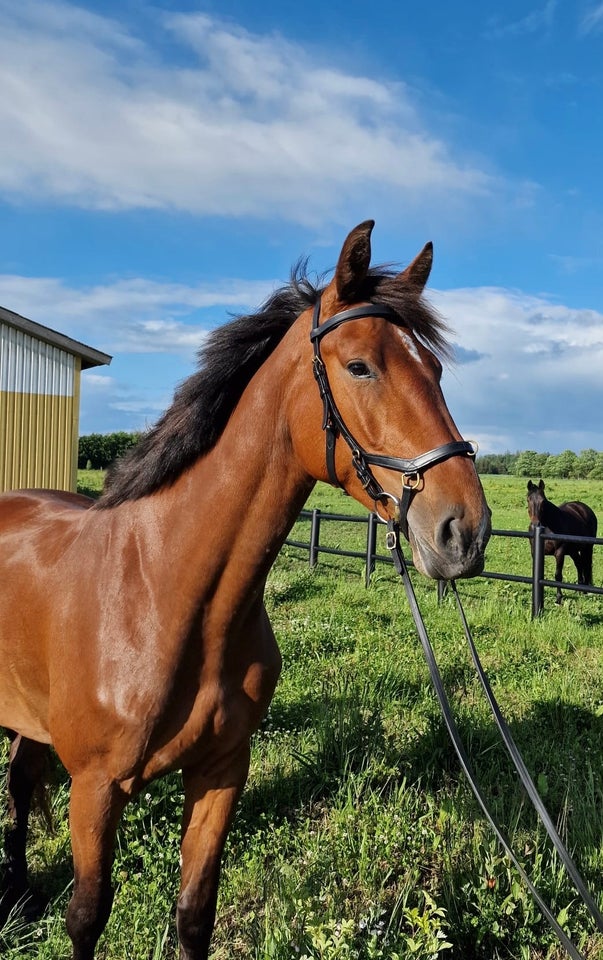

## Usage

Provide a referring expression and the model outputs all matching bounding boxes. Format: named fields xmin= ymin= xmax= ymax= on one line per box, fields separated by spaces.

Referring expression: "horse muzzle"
xmin=408 ymin=506 xmax=491 ymax=581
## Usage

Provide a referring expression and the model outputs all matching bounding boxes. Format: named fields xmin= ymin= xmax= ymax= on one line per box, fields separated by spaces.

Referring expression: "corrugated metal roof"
xmin=0 ymin=305 xmax=112 ymax=370
xmin=1 ymin=324 xmax=75 ymax=395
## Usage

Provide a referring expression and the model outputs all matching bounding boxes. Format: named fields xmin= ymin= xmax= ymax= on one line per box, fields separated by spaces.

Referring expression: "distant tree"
xmin=109 ymin=431 xmax=141 ymax=464
xmin=476 ymin=454 xmax=498 ymax=474
xmin=78 ymin=432 xmax=140 ymax=470
xmin=547 ymin=449 xmax=578 ymax=478
xmin=78 ymin=434 xmax=108 ymax=470
xmin=514 ymin=450 xmax=549 ymax=477
xmin=576 ymin=448 xmax=599 ymax=478
xmin=476 ymin=452 xmax=519 ymax=475
xmin=588 ymin=453 xmax=603 ymax=480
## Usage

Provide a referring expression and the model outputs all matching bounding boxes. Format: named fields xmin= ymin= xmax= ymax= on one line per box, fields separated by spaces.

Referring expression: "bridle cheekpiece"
xmin=310 ymin=295 xmax=476 ymax=538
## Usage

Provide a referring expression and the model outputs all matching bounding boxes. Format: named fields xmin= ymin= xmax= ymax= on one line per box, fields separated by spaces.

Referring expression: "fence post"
xmin=437 ymin=580 xmax=449 ymax=604
xmin=365 ymin=512 xmax=378 ymax=587
xmin=309 ymin=509 xmax=321 ymax=567
xmin=532 ymin=524 xmax=545 ymax=618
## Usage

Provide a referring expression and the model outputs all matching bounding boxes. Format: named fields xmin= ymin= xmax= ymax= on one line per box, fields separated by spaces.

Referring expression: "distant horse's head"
xmin=527 ymin=479 xmax=546 ymax=525
xmin=289 ymin=220 xmax=491 ymax=580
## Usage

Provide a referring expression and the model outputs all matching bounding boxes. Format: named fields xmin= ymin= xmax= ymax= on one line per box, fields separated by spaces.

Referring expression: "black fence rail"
xmin=284 ymin=509 xmax=603 ymax=617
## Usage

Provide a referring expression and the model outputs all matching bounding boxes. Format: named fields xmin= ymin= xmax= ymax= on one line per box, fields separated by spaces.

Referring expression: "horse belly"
xmin=0 ymin=587 xmax=53 ymax=743
xmin=0 ymin=658 xmax=52 ymax=743
xmin=0 ymin=696 xmax=51 ymax=743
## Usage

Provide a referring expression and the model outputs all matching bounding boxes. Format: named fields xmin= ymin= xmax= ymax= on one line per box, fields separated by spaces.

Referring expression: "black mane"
xmin=97 ymin=264 xmax=450 ymax=507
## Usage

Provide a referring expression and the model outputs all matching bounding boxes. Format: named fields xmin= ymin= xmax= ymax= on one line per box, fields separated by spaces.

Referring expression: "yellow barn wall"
xmin=1 ymin=322 xmax=82 ymax=493
xmin=0 ymin=389 xmax=78 ymax=492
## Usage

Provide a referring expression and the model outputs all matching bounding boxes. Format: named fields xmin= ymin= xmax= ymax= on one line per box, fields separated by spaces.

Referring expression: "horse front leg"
xmin=554 ymin=549 xmax=565 ymax=604
xmin=177 ymin=745 xmax=251 ymax=960
xmin=65 ymin=770 xmax=127 ymax=960
xmin=1 ymin=733 xmax=50 ymax=918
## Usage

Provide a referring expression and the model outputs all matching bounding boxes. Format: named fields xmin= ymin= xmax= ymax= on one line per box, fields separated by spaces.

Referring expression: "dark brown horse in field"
xmin=527 ymin=479 xmax=598 ymax=603
xmin=0 ymin=221 xmax=490 ymax=959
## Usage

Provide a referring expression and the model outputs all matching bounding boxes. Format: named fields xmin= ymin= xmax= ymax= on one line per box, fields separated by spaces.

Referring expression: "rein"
xmin=309 ymin=298 xmax=603 ymax=956
xmin=385 ymin=518 xmax=603 ymax=960
xmin=310 ymin=297 xmax=475 ymax=538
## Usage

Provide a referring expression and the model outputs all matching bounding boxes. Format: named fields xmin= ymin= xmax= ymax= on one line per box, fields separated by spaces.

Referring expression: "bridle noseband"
xmin=310 ymin=296 xmax=476 ymax=537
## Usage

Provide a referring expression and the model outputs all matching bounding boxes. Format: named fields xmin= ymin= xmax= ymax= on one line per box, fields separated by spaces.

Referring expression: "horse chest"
xmin=137 ymin=617 xmax=281 ymax=778
xmin=140 ymin=659 xmax=280 ymax=779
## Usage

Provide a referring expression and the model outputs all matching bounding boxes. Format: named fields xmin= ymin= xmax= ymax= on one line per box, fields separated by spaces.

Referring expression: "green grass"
xmin=2 ymin=476 xmax=603 ymax=958
xmin=75 ymin=469 xmax=105 ymax=498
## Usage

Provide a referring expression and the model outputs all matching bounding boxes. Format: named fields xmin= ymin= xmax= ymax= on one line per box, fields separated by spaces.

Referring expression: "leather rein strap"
xmin=310 ymin=295 xmax=603 ymax=955
xmin=385 ymin=519 xmax=603 ymax=960
xmin=309 ymin=296 xmax=603 ymax=954
xmin=310 ymin=296 xmax=475 ymax=537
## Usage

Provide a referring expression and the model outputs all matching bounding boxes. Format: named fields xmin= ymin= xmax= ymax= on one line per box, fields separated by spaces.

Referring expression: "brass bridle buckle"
xmin=385 ymin=528 xmax=398 ymax=550
xmin=402 ymin=471 xmax=422 ymax=490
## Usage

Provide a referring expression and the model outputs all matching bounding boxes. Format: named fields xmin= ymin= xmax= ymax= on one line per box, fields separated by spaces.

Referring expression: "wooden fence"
xmin=284 ymin=509 xmax=603 ymax=617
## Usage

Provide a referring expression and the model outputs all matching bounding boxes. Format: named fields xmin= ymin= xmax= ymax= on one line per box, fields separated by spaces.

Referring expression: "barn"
xmin=0 ymin=305 xmax=112 ymax=493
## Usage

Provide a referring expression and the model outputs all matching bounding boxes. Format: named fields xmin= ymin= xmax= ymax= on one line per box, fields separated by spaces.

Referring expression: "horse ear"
xmin=396 ymin=241 xmax=433 ymax=292
xmin=527 ymin=480 xmax=534 ymax=491
xmin=334 ymin=220 xmax=374 ymax=301
xmin=538 ymin=479 xmax=545 ymax=491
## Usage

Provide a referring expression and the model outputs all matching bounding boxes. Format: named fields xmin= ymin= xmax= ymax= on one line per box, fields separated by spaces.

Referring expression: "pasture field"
xmin=2 ymin=476 xmax=603 ymax=959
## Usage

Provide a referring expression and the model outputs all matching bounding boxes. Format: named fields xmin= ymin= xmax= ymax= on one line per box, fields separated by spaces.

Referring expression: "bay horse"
xmin=527 ymin=479 xmax=598 ymax=603
xmin=0 ymin=221 xmax=491 ymax=960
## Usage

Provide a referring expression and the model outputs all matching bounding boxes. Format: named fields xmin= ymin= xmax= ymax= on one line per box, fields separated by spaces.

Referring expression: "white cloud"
xmin=580 ymin=2 xmax=603 ymax=33
xmin=486 ymin=1 xmax=558 ymax=37
xmin=0 ymin=273 xmax=274 ymax=355
xmin=430 ymin=286 xmax=603 ymax=452
xmin=0 ymin=2 xmax=504 ymax=224
xmin=80 ymin=372 xmax=114 ymax=390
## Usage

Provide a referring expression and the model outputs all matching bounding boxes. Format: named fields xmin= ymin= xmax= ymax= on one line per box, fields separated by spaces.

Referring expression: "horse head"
xmin=290 ymin=220 xmax=491 ymax=581
xmin=527 ymin=479 xmax=547 ymax=526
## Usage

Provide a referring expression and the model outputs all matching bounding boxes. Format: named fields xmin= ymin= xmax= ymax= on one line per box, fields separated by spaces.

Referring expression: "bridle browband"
xmin=310 ymin=296 xmax=476 ymax=537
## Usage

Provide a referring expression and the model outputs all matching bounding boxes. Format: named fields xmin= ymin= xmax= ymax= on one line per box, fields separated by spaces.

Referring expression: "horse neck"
xmin=540 ymin=497 xmax=562 ymax=528
xmin=134 ymin=321 xmax=315 ymax=602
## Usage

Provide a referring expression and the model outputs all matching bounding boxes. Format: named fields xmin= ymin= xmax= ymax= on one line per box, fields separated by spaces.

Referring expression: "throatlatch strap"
xmin=386 ymin=519 xmax=593 ymax=960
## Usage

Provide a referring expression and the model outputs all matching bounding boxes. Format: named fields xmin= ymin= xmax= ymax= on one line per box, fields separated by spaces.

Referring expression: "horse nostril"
xmin=437 ymin=508 xmax=467 ymax=552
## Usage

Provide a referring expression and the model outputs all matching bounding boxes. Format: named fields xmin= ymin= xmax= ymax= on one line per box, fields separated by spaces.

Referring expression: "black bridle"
xmin=310 ymin=296 xmax=476 ymax=536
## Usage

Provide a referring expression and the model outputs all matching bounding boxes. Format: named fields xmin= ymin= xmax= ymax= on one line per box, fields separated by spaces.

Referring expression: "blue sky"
xmin=1 ymin=0 xmax=603 ymax=454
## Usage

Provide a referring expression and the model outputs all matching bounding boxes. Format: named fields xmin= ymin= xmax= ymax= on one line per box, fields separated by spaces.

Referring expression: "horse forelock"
xmin=97 ymin=264 xmax=450 ymax=508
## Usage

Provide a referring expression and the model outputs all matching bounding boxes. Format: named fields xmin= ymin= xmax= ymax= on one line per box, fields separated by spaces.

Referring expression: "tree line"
xmin=78 ymin=432 xmax=141 ymax=470
xmin=475 ymin=449 xmax=603 ymax=479
xmin=79 ymin=433 xmax=603 ymax=479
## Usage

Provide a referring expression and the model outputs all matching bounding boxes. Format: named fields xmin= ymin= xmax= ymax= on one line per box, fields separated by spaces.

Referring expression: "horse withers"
xmin=527 ymin=478 xmax=598 ymax=603
xmin=0 ymin=221 xmax=490 ymax=960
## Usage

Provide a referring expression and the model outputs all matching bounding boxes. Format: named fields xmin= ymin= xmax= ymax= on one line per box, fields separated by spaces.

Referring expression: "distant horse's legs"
xmin=1 ymin=733 xmax=50 ymax=912
xmin=554 ymin=548 xmax=565 ymax=604
xmin=176 ymin=747 xmax=251 ymax=960
xmin=567 ymin=545 xmax=586 ymax=586
xmin=580 ymin=544 xmax=594 ymax=585
xmin=65 ymin=771 xmax=126 ymax=960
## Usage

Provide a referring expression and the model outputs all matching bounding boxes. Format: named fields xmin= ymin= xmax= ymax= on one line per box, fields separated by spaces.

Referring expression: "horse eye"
xmin=347 ymin=360 xmax=372 ymax=379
